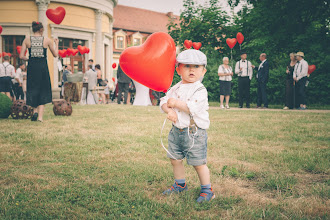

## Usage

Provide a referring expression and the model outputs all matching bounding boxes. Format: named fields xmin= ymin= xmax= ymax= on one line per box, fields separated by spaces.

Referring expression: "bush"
xmin=0 ymin=93 xmax=12 ymax=118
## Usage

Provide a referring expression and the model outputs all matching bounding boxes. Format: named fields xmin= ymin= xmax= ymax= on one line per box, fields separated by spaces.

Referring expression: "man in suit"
xmin=235 ymin=51 xmax=253 ymax=108
xmin=117 ymin=64 xmax=132 ymax=104
xmin=85 ymin=65 xmax=98 ymax=104
xmin=254 ymin=53 xmax=269 ymax=108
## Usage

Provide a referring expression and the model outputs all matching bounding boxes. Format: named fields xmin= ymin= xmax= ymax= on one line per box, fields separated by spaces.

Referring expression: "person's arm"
xmin=19 ymin=38 xmax=29 ymax=61
xmin=15 ymin=69 xmax=21 ymax=84
xmin=48 ymin=38 xmax=58 ymax=58
xmin=248 ymin=61 xmax=253 ymax=80
xmin=234 ymin=61 xmax=240 ymax=74
xmin=167 ymin=98 xmax=190 ymax=114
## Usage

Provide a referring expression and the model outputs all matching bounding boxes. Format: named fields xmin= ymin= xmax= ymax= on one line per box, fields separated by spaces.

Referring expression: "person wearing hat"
xmin=235 ymin=51 xmax=254 ymax=108
xmin=160 ymin=49 xmax=214 ymax=203
xmin=293 ymin=51 xmax=308 ymax=110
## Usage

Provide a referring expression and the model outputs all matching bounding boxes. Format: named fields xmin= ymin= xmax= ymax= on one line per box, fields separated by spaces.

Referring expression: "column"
xmin=109 ymin=17 xmax=114 ymax=80
xmin=95 ymin=10 xmax=104 ymax=67
xmin=35 ymin=0 xmax=50 ymax=37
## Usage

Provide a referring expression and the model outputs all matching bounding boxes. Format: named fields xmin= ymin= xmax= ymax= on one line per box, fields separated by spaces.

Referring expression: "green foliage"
xmin=0 ymin=93 xmax=12 ymax=118
xmin=169 ymin=0 xmax=330 ymax=104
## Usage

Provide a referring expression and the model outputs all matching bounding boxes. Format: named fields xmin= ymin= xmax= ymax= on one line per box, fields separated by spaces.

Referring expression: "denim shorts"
xmin=167 ymin=126 xmax=208 ymax=166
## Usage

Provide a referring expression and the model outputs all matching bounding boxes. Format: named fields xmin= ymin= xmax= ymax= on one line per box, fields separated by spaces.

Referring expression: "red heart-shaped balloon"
xmin=112 ymin=63 xmax=117 ymax=69
xmin=7 ymin=53 xmax=12 ymax=57
xmin=46 ymin=7 xmax=66 ymax=25
xmin=66 ymin=48 xmax=73 ymax=56
xmin=119 ymin=32 xmax=176 ymax=92
xmin=112 ymin=77 xmax=115 ymax=82
xmin=0 ymin=25 xmax=3 ymax=35
xmin=17 ymin=46 xmax=27 ymax=56
xmin=86 ymin=47 xmax=90 ymax=54
xmin=236 ymin=32 xmax=244 ymax=44
xmin=72 ymin=49 xmax=79 ymax=56
xmin=58 ymin=49 xmax=67 ymax=58
xmin=193 ymin=42 xmax=202 ymax=50
xmin=77 ymin=45 xmax=85 ymax=55
xmin=226 ymin=38 xmax=237 ymax=49
xmin=308 ymin=65 xmax=316 ymax=74
xmin=184 ymin=40 xmax=192 ymax=49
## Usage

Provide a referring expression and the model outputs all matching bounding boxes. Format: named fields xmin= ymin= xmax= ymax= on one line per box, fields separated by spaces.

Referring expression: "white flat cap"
xmin=176 ymin=49 xmax=207 ymax=66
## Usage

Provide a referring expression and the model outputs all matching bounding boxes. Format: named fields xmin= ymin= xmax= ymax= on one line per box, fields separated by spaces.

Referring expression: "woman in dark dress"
xmin=283 ymin=53 xmax=297 ymax=109
xmin=19 ymin=21 xmax=58 ymax=122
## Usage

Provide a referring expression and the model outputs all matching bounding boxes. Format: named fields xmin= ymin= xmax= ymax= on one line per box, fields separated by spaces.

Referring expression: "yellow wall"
xmin=48 ymin=3 xmax=96 ymax=30
xmin=102 ymin=14 xmax=110 ymax=33
xmin=0 ymin=1 xmax=38 ymax=23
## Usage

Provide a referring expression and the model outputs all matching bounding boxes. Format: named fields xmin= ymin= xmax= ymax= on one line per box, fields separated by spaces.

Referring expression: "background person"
xmin=283 ymin=53 xmax=297 ymax=109
xmin=218 ymin=57 xmax=233 ymax=109
xmin=0 ymin=55 xmax=15 ymax=99
xmin=84 ymin=65 xmax=98 ymax=104
xmin=15 ymin=62 xmax=25 ymax=100
xmin=116 ymin=64 xmax=131 ymax=104
xmin=293 ymin=52 xmax=308 ymax=110
xmin=235 ymin=51 xmax=253 ymax=108
xmin=254 ymin=53 xmax=269 ymax=108
xmin=20 ymin=21 xmax=59 ymax=122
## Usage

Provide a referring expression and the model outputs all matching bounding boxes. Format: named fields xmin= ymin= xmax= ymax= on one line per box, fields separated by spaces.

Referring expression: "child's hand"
xmin=167 ymin=98 xmax=177 ymax=108
xmin=167 ymin=109 xmax=178 ymax=123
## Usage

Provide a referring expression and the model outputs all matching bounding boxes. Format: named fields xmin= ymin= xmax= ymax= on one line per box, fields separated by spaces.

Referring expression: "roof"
xmin=113 ymin=5 xmax=180 ymax=33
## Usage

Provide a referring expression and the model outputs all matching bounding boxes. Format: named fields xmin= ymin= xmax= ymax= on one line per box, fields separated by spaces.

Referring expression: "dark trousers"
xmin=14 ymin=83 xmax=24 ymax=100
xmin=285 ymin=79 xmax=294 ymax=109
xmin=238 ymin=76 xmax=250 ymax=107
xmin=117 ymin=82 xmax=129 ymax=104
xmin=257 ymin=80 xmax=268 ymax=107
xmin=297 ymin=77 xmax=307 ymax=105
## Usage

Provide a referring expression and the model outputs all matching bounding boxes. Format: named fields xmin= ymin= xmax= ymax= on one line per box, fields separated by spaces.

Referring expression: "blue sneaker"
xmin=196 ymin=188 xmax=215 ymax=203
xmin=163 ymin=182 xmax=188 ymax=195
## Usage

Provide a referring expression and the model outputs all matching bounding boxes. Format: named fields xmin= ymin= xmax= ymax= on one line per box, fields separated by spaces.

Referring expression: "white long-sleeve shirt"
xmin=15 ymin=68 xmax=23 ymax=84
xmin=160 ymin=80 xmax=210 ymax=129
xmin=293 ymin=59 xmax=308 ymax=81
xmin=235 ymin=59 xmax=253 ymax=80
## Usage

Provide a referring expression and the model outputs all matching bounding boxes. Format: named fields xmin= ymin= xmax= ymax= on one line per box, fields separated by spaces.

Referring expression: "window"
xmin=2 ymin=35 xmax=25 ymax=68
xmin=133 ymin=38 xmax=141 ymax=46
xmin=58 ymin=38 xmax=86 ymax=83
xmin=117 ymin=36 xmax=124 ymax=49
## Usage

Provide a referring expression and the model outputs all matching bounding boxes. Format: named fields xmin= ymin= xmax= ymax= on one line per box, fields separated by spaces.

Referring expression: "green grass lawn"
xmin=0 ymin=104 xmax=329 ymax=219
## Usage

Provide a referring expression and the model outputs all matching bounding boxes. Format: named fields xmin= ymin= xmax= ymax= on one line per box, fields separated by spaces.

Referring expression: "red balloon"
xmin=119 ymin=32 xmax=176 ymax=92
xmin=77 ymin=45 xmax=85 ymax=55
xmin=308 ymin=65 xmax=316 ymax=74
xmin=236 ymin=32 xmax=244 ymax=44
xmin=112 ymin=63 xmax=117 ymax=69
xmin=46 ymin=7 xmax=66 ymax=25
xmin=184 ymin=40 xmax=192 ymax=49
xmin=0 ymin=25 xmax=3 ymax=35
xmin=112 ymin=77 xmax=115 ymax=82
xmin=66 ymin=48 xmax=73 ymax=56
xmin=6 ymin=53 xmax=12 ymax=57
xmin=193 ymin=42 xmax=202 ymax=50
xmin=58 ymin=49 xmax=67 ymax=58
xmin=86 ymin=47 xmax=90 ymax=54
xmin=72 ymin=49 xmax=79 ymax=56
xmin=226 ymin=38 xmax=237 ymax=49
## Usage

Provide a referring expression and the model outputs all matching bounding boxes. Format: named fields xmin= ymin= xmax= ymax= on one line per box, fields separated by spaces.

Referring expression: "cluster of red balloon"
xmin=1 ymin=52 xmax=12 ymax=57
xmin=16 ymin=46 xmax=27 ymax=56
xmin=58 ymin=46 xmax=89 ymax=58
xmin=184 ymin=40 xmax=202 ymax=50
xmin=226 ymin=32 xmax=244 ymax=49
xmin=0 ymin=25 xmax=2 ymax=35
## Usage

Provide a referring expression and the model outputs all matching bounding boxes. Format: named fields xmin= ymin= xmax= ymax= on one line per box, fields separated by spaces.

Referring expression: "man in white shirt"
xmin=0 ymin=55 xmax=15 ymax=99
xmin=14 ymin=63 xmax=25 ymax=100
xmin=235 ymin=51 xmax=253 ymax=108
xmin=84 ymin=65 xmax=98 ymax=104
xmin=293 ymin=51 xmax=308 ymax=110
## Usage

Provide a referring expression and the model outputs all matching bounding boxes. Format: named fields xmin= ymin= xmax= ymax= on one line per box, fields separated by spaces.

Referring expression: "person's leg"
xmin=127 ymin=92 xmax=131 ymax=105
xmin=117 ymin=82 xmax=123 ymax=104
xmin=220 ymin=95 xmax=224 ymax=107
xmin=257 ymin=81 xmax=262 ymax=107
xmin=194 ymin=165 xmax=210 ymax=185
xmin=238 ymin=77 xmax=243 ymax=107
xmin=246 ymin=78 xmax=251 ymax=107
xmin=225 ymin=95 xmax=230 ymax=106
xmin=171 ymin=159 xmax=185 ymax=180
xmin=300 ymin=78 xmax=307 ymax=108
xmin=123 ymin=83 xmax=129 ymax=104
xmin=261 ymin=82 xmax=268 ymax=107
xmin=5 ymin=92 xmax=11 ymax=99
xmin=37 ymin=105 xmax=45 ymax=121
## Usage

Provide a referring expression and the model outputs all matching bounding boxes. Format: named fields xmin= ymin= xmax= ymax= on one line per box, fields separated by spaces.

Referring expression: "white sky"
xmin=117 ymin=0 xmax=242 ymax=15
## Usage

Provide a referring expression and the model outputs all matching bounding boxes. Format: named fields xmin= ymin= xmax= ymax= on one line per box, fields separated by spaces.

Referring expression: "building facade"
xmin=0 ymin=0 xmax=117 ymax=98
